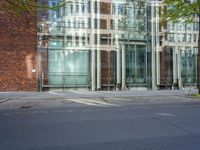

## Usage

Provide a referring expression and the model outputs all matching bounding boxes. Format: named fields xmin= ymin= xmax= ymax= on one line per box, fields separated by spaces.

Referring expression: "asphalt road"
xmin=0 ymin=100 xmax=200 ymax=150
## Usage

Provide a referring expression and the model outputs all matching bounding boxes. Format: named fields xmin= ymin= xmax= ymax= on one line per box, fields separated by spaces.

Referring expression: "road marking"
xmin=0 ymin=98 xmax=9 ymax=103
xmin=155 ymin=113 xmax=176 ymax=117
xmin=66 ymin=99 xmax=103 ymax=106
xmin=71 ymin=91 xmax=100 ymax=95
xmin=48 ymin=92 xmax=63 ymax=95
xmin=106 ymin=97 xmax=129 ymax=101
xmin=65 ymin=98 xmax=119 ymax=107
xmin=98 ymin=91 xmax=118 ymax=94
xmin=80 ymin=99 xmax=119 ymax=106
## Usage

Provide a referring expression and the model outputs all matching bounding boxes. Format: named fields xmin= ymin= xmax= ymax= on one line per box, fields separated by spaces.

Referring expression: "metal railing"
xmin=40 ymin=73 xmax=91 ymax=91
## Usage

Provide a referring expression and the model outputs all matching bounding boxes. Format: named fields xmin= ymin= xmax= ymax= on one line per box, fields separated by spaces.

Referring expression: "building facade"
xmin=160 ymin=20 xmax=198 ymax=88
xmin=0 ymin=0 xmax=198 ymax=91
xmin=38 ymin=0 xmax=163 ymax=91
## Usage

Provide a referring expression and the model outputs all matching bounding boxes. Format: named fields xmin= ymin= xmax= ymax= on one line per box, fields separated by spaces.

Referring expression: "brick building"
xmin=0 ymin=1 xmax=37 ymax=91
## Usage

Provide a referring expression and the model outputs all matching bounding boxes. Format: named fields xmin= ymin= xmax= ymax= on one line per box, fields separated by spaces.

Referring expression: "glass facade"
xmin=180 ymin=48 xmax=197 ymax=84
xmin=37 ymin=0 xmax=198 ymax=91
xmin=48 ymin=49 xmax=90 ymax=86
xmin=163 ymin=19 xmax=198 ymax=87
xmin=126 ymin=45 xmax=147 ymax=86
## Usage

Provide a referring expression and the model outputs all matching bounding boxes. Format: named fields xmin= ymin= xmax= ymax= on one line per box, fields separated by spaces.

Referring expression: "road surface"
xmin=0 ymin=97 xmax=200 ymax=150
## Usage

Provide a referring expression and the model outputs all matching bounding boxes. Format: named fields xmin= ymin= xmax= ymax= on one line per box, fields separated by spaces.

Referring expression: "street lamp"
xmin=184 ymin=0 xmax=200 ymax=93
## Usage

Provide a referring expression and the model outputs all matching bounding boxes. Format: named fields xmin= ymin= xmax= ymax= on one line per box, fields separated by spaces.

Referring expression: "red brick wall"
xmin=0 ymin=5 xmax=37 ymax=91
xmin=101 ymin=50 xmax=116 ymax=86
xmin=160 ymin=48 xmax=168 ymax=84
xmin=160 ymin=46 xmax=172 ymax=84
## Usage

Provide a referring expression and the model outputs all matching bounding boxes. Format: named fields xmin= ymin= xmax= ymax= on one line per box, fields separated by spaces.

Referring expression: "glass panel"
xmin=49 ymin=38 xmax=63 ymax=49
xmin=126 ymin=45 xmax=146 ymax=85
xmin=166 ymin=47 xmax=173 ymax=82
xmin=64 ymin=50 xmax=90 ymax=85
xmin=136 ymin=45 xmax=146 ymax=84
xmin=180 ymin=48 xmax=197 ymax=84
xmin=49 ymin=50 xmax=90 ymax=85
xmin=48 ymin=50 xmax=64 ymax=85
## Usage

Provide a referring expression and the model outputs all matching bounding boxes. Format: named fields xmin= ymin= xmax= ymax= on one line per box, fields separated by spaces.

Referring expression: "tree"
xmin=161 ymin=0 xmax=200 ymax=93
xmin=1 ymin=0 xmax=37 ymax=16
xmin=0 ymin=0 xmax=64 ymax=16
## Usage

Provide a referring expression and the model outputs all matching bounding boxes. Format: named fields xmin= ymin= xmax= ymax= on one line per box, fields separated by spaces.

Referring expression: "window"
xmin=112 ymin=3 xmax=116 ymax=14
xmin=193 ymin=22 xmax=199 ymax=31
xmin=49 ymin=38 xmax=63 ymax=49
xmin=168 ymin=33 xmax=174 ymax=42
xmin=94 ymin=1 xmax=98 ymax=14
xmin=167 ymin=23 xmax=175 ymax=31
xmin=88 ymin=0 xmax=91 ymax=13
xmin=49 ymin=50 xmax=90 ymax=85
xmin=94 ymin=34 xmax=98 ymax=45
xmin=110 ymin=19 xmax=115 ymax=29
xmin=182 ymin=33 xmax=186 ymax=42
xmin=87 ymin=18 xmax=91 ymax=28
xmin=68 ymin=20 xmax=71 ymax=28
xmin=82 ymin=35 xmax=86 ymax=46
xmin=70 ymin=4 xmax=73 ymax=13
xmin=100 ymin=19 xmax=107 ymax=29
xmin=118 ymin=4 xmax=125 ymax=15
xmin=67 ymin=36 xmax=72 ymax=46
xmin=94 ymin=19 xmax=98 ymax=29
xmin=81 ymin=3 xmax=85 ymax=13
xmin=187 ymin=34 xmax=192 ymax=42
xmin=76 ymin=4 xmax=79 ymax=13
xmin=186 ymin=24 xmax=191 ymax=30
xmin=180 ymin=48 xmax=197 ymax=84
xmin=125 ymin=45 xmax=147 ymax=85
xmin=194 ymin=34 xmax=197 ymax=42
xmin=100 ymin=2 xmax=111 ymax=14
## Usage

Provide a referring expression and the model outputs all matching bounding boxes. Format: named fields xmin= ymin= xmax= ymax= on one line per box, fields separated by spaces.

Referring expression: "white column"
xmin=90 ymin=0 xmax=96 ymax=91
xmin=156 ymin=51 xmax=160 ymax=85
xmin=151 ymin=5 xmax=156 ymax=89
xmin=96 ymin=46 xmax=101 ymax=90
xmin=115 ymin=33 xmax=121 ymax=90
xmin=177 ymin=50 xmax=182 ymax=88
xmin=155 ymin=5 xmax=160 ymax=87
xmin=96 ymin=1 xmax=101 ymax=90
xmin=173 ymin=47 xmax=177 ymax=84
xmin=121 ymin=45 xmax=126 ymax=89
xmin=113 ymin=17 xmax=121 ymax=89
xmin=91 ymin=49 xmax=96 ymax=91
xmin=116 ymin=45 xmax=121 ymax=87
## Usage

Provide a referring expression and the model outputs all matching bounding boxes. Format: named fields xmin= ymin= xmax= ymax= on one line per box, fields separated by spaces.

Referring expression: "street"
xmin=0 ymin=92 xmax=200 ymax=150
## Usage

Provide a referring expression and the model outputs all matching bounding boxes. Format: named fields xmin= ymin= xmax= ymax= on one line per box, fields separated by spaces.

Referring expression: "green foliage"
xmin=191 ymin=94 xmax=200 ymax=99
xmin=161 ymin=0 xmax=200 ymax=23
xmin=0 ymin=0 xmax=64 ymax=16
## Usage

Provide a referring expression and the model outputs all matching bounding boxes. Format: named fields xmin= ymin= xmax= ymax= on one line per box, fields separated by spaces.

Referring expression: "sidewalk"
xmin=0 ymin=89 xmax=199 ymax=110
xmin=0 ymin=89 xmax=198 ymax=100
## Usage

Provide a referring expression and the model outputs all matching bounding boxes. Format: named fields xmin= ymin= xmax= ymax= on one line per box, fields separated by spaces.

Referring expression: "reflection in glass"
xmin=180 ymin=49 xmax=197 ymax=84
xmin=49 ymin=50 xmax=90 ymax=85
xmin=126 ymin=45 xmax=147 ymax=86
